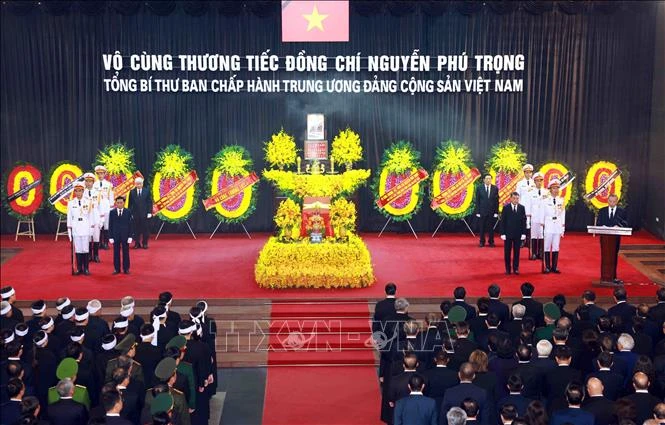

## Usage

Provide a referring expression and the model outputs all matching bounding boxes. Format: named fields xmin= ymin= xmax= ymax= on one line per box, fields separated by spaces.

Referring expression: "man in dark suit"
xmin=452 ymin=287 xmax=476 ymax=320
xmin=102 ymin=387 xmax=134 ymax=425
xmin=47 ymin=378 xmax=89 ymax=425
xmin=622 ymin=372 xmax=661 ymax=425
xmin=374 ymin=283 xmax=397 ymax=333
xmin=1 ymin=378 xmax=25 ymax=425
xmin=510 ymin=344 xmax=543 ymax=400
xmin=109 ymin=196 xmax=134 ymax=275
xmin=500 ymin=192 xmax=527 ymax=275
xmin=128 ymin=177 xmax=153 ymax=249
xmin=474 ymin=174 xmax=499 ymax=247
xmin=550 ymin=382 xmax=595 ymax=425
xmin=439 ymin=363 xmax=491 ymax=425
xmin=608 ymin=287 xmax=636 ymax=333
xmin=487 ymin=284 xmax=510 ymax=324
xmin=422 ymin=351 xmax=458 ymax=414
xmin=582 ymin=377 xmax=614 ymax=425
xmin=648 ymin=287 xmax=665 ymax=326
xmin=581 ymin=290 xmax=607 ymax=325
xmin=513 ymin=282 xmax=544 ymax=327
xmin=596 ymin=194 xmax=628 ymax=284
xmin=586 ymin=351 xmax=625 ymax=400
xmin=451 ymin=321 xmax=478 ymax=371
xmin=393 ymin=374 xmax=437 ymax=425
xmin=496 ymin=374 xmax=532 ymax=417
xmin=543 ymin=346 xmax=582 ymax=403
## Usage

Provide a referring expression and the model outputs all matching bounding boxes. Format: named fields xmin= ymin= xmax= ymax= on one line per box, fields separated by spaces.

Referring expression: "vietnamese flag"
xmin=282 ymin=1 xmax=349 ymax=42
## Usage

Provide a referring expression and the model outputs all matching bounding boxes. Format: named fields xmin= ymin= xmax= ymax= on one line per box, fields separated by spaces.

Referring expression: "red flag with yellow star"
xmin=281 ymin=1 xmax=349 ymax=42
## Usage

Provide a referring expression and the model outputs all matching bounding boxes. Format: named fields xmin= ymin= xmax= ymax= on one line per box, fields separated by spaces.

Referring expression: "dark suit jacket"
xmin=513 ymin=298 xmax=544 ymax=328
xmin=496 ymin=393 xmax=532 ymax=417
xmin=451 ymin=338 xmax=478 ymax=370
xmin=500 ymin=203 xmax=527 ymax=239
xmin=582 ymin=395 xmax=614 ymax=425
xmin=422 ymin=366 xmax=459 ymax=413
xmin=648 ymin=302 xmax=665 ymax=325
xmin=622 ymin=392 xmax=661 ymax=425
xmin=105 ymin=415 xmax=134 ymax=425
xmin=488 ymin=299 xmax=510 ymax=324
xmin=108 ymin=208 xmax=134 ymax=241
xmin=510 ymin=362 xmax=544 ymax=399
xmin=585 ymin=303 xmax=607 ymax=325
xmin=597 ymin=205 xmax=627 ymax=227
xmin=452 ymin=300 xmax=477 ymax=321
xmin=128 ymin=187 xmax=152 ymax=219
xmin=373 ymin=298 xmax=396 ymax=333
xmin=394 ymin=394 xmax=438 ymax=425
xmin=47 ymin=398 xmax=89 ymax=425
xmin=550 ymin=407 xmax=595 ymax=425
xmin=475 ymin=184 xmax=499 ymax=216
xmin=586 ymin=369 xmax=625 ymax=400
xmin=607 ymin=302 xmax=637 ymax=332
xmin=0 ymin=399 xmax=22 ymax=425
xmin=439 ymin=383 xmax=490 ymax=425
xmin=544 ymin=365 xmax=582 ymax=400
xmin=134 ymin=342 xmax=162 ymax=389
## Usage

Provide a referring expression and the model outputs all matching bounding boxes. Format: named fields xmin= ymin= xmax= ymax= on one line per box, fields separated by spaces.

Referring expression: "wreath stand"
xmin=155 ymin=220 xmax=197 ymax=240
xmin=432 ymin=216 xmax=476 ymax=238
xmin=209 ymin=221 xmax=251 ymax=239
xmin=15 ymin=217 xmax=36 ymax=241
xmin=378 ymin=217 xmax=418 ymax=239
xmin=54 ymin=215 xmax=69 ymax=241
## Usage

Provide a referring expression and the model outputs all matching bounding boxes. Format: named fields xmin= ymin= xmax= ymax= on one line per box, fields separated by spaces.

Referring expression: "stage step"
xmin=266 ymin=350 xmax=377 ymax=366
xmin=268 ymin=318 xmax=372 ymax=334
xmin=271 ymin=302 xmax=370 ymax=318
xmin=267 ymin=332 xmax=373 ymax=350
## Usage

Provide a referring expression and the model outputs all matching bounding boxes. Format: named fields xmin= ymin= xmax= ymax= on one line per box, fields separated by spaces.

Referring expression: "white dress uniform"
xmin=516 ymin=178 xmax=535 ymax=228
xmin=525 ymin=187 xmax=548 ymax=239
xmin=67 ymin=195 xmax=97 ymax=253
xmin=96 ymin=178 xmax=114 ymax=229
xmin=83 ymin=186 xmax=101 ymax=242
xmin=541 ymin=195 xmax=565 ymax=252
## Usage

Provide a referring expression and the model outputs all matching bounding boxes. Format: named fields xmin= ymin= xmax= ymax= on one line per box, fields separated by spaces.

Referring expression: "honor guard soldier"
xmin=525 ymin=172 xmax=548 ymax=260
xmin=67 ymin=181 xmax=97 ymax=276
xmin=146 ymin=358 xmax=191 ymax=425
xmin=540 ymin=178 xmax=566 ymax=274
xmin=516 ymin=164 xmax=535 ymax=248
xmin=48 ymin=358 xmax=91 ymax=410
xmin=83 ymin=173 xmax=102 ymax=263
xmin=94 ymin=165 xmax=114 ymax=249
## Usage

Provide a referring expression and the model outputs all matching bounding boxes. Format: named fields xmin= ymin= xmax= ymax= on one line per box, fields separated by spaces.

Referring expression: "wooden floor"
xmin=620 ymin=243 xmax=665 ymax=285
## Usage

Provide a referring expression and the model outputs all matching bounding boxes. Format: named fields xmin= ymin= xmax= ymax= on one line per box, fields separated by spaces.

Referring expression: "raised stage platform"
xmin=1 ymin=231 xmax=662 ymax=300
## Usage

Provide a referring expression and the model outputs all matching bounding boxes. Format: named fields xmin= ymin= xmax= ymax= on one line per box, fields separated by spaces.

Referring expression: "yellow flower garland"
xmin=49 ymin=162 xmax=83 ymax=215
xmin=539 ymin=162 xmax=574 ymax=208
xmin=263 ymin=169 xmax=371 ymax=199
xmin=584 ymin=160 xmax=623 ymax=211
xmin=331 ymin=127 xmax=363 ymax=168
xmin=255 ymin=235 xmax=375 ymax=289
xmin=264 ymin=129 xmax=297 ymax=169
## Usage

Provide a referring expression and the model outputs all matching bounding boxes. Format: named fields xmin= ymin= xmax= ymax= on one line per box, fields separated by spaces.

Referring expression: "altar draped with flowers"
xmin=254 ymin=128 xmax=375 ymax=289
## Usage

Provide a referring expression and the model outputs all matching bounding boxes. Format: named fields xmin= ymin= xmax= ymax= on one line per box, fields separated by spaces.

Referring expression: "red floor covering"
xmin=262 ymin=302 xmax=382 ymax=425
xmin=0 ymin=231 xmax=661 ymax=300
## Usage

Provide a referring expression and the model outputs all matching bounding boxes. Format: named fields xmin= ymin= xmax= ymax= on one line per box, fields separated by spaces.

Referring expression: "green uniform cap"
xmin=56 ymin=358 xmax=79 ymax=380
xmin=150 ymin=392 xmax=174 ymax=415
xmin=165 ymin=335 xmax=187 ymax=350
xmin=155 ymin=357 xmax=177 ymax=381
xmin=116 ymin=333 xmax=136 ymax=354
xmin=543 ymin=302 xmax=562 ymax=320
xmin=447 ymin=305 xmax=467 ymax=323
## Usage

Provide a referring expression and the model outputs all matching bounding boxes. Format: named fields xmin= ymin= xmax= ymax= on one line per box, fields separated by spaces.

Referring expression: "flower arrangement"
xmin=255 ymin=234 xmax=375 ymax=289
xmin=330 ymin=198 xmax=357 ymax=240
xmin=46 ymin=161 xmax=83 ymax=216
xmin=331 ymin=127 xmax=363 ymax=170
xmin=274 ymin=198 xmax=301 ymax=241
xmin=151 ymin=145 xmax=198 ymax=223
xmin=372 ymin=141 xmax=425 ymax=221
xmin=95 ymin=143 xmax=137 ymax=204
xmin=430 ymin=140 xmax=477 ymax=220
xmin=205 ymin=146 xmax=257 ymax=223
xmin=486 ymin=139 xmax=527 ymax=212
xmin=263 ymin=169 xmax=370 ymax=200
xmin=581 ymin=159 xmax=628 ymax=214
xmin=3 ymin=162 xmax=44 ymax=220
xmin=538 ymin=161 xmax=578 ymax=210
xmin=264 ymin=128 xmax=298 ymax=170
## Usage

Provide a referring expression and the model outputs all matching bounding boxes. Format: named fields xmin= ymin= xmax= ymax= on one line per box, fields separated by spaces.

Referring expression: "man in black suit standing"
xmin=500 ymin=192 xmax=527 ymax=275
xmin=622 ymin=372 xmax=661 ymax=425
xmin=582 ymin=377 xmax=614 ymax=425
xmin=108 ymin=196 xmax=134 ymax=275
xmin=102 ymin=387 xmax=134 ymax=425
xmin=474 ymin=174 xmax=499 ymax=247
xmin=128 ymin=177 xmax=152 ymax=249
xmin=596 ymin=194 xmax=628 ymax=284
xmin=439 ymin=363 xmax=491 ymax=425
xmin=374 ymin=283 xmax=397 ymax=333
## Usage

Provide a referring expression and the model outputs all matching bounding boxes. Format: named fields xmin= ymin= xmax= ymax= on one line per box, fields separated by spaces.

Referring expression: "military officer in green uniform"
xmin=105 ymin=334 xmax=144 ymax=386
xmin=48 ymin=357 xmax=91 ymax=410
xmin=166 ymin=335 xmax=197 ymax=411
xmin=143 ymin=357 xmax=191 ymax=425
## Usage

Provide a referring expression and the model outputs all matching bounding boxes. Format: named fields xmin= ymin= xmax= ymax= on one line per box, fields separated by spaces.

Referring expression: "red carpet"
xmin=262 ymin=301 xmax=382 ymax=425
xmin=0 ymin=231 xmax=661 ymax=300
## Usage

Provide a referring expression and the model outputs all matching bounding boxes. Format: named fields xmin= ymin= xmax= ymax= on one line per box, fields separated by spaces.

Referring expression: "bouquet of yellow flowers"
xmin=331 ymin=127 xmax=363 ymax=170
xmin=330 ymin=198 xmax=356 ymax=239
xmin=264 ymin=128 xmax=297 ymax=170
xmin=274 ymin=198 xmax=301 ymax=241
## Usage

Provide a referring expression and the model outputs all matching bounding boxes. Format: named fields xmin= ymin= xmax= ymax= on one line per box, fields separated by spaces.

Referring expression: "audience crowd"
xmin=374 ymin=283 xmax=665 ymax=425
xmin=0 ymin=286 xmax=217 ymax=425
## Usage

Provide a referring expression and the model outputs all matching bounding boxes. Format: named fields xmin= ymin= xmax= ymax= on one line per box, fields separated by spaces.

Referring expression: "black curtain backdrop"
xmin=0 ymin=1 xmax=658 ymax=235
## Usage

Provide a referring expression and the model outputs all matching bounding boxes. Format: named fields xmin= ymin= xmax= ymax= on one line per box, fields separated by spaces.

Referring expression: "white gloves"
xmin=500 ymin=235 xmax=506 ymax=241
xmin=493 ymin=214 xmax=498 ymax=218
xmin=128 ymin=238 xmax=133 ymax=244
xmin=109 ymin=238 xmax=115 ymax=244
xmin=476 ymin=214 xmax=481 ymax=218
xmin=520 ymin=234 xmax=526 ymax=241
xmin=147 ymin=213 xmax=152 ymax=218
xmin=68 ymin=229 xmax=72 ymax=242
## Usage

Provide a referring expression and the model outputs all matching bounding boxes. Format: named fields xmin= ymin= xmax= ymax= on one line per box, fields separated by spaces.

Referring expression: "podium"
xmin=587 ymin=226 xmax=632 ymax=286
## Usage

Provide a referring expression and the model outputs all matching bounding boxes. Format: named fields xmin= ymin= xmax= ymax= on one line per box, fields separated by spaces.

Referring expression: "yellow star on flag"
xmin=303 ymin=5 xmax=328 ymax=32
